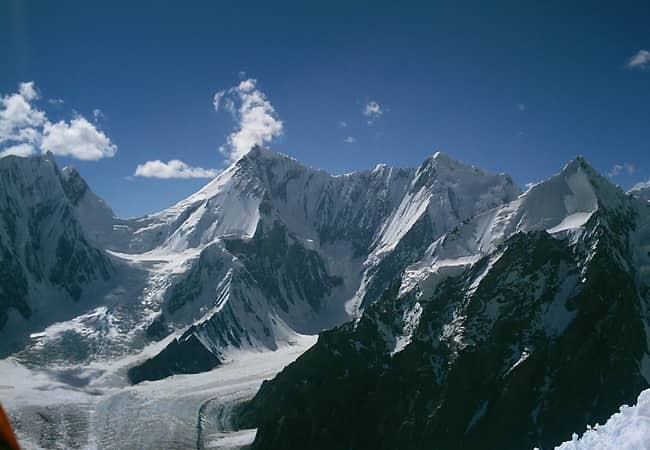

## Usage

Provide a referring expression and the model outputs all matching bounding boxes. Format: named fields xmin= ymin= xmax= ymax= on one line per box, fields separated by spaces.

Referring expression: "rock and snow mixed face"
xmin=240 ymin=155 xmax=650 ymax=450
xmin=629 ymin=180 xmax=650 ymax=203
xmin=0 ymin=153 xmax=113 ymax=354
xmin=122 ymin=147 xmax=519 ymax=382
xmin=0 ymin=146 xmax=520 ymax=383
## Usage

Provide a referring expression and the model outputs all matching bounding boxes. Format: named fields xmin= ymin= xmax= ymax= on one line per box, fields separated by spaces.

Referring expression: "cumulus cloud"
xmin=628 ymin=50 xmax=650 ymax=69
xmin=344 ymin=136 xmax=356 ymax=143
xmin=609 ymin=163 xmax=636 ymax=177
xmin=19 ymin=81 xmax=39 ymax=101
xmin=363 ymin=101 xmax=383 ymax=124
xmin=0 ymin=83 xmax=46 ymax=146
xmin=0 ymin=81 xmax=117 ymax=160
xmin=213 ymin=78 xmax=284 ymax=162
xmin=41 ymin=117 xmax=117 ymax=160
xmin=134 ymin=159 xmax=221 ymax=179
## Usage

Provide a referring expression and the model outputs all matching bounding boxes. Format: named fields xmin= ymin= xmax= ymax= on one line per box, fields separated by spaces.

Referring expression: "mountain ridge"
xmin=238 ymin=154 xmax=650 ymax=450
xmin=0 ymin=146 xmax=520 ymax=386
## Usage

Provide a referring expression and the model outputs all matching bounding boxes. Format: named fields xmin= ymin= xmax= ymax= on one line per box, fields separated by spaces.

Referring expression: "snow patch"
xmin=552 ymin=389 xmax=650 ymax=450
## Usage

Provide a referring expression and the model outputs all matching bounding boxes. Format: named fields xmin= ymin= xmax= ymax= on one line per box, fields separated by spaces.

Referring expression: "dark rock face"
xmin=128 ymin=219 xmax=346 ymax=384
xmin=127 ymin=328 xmax=220 ymax=384
xmin=145 ymin=315 xmax=169 ymax=341
xmin=223 ymin=220 xmax=343 ymax=315
xmin=0 ymin=245 xmax=30 ymax=328
xmin=240 ymin=204 xmax=650 ymax=450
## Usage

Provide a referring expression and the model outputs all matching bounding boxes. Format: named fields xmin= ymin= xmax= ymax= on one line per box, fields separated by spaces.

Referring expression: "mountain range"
xmin=1 ymin=146 xmax=649 ymax=449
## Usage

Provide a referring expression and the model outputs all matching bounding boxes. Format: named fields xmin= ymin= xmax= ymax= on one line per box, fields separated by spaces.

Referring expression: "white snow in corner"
xmin=546 ymin=212 xmax=593 ymax=234
xmin=373 ymin=187 xmax=432 ymax=257
xmin=551 ymin=389 xmax=650 ymax=450
xmin=391 ymin=301 xmax=423 ymax=355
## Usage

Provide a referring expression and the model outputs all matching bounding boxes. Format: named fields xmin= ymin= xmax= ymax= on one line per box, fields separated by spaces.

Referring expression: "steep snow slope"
xmin=401 ymin=156 xmax=621 ymax=297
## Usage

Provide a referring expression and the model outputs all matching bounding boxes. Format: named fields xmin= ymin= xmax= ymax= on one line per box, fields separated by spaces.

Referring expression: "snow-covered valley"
xmin=1 ymin=334 xmax=316 ymax=449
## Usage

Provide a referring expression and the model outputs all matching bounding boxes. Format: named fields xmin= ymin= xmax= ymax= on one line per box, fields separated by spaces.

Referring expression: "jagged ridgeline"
xmin=239 ymin=157 xmax=650 ymax=450
xmin=0 ymin=146 xmax=520 ymax=382
xmin=122 ymin=147 xmax=519 ymax=383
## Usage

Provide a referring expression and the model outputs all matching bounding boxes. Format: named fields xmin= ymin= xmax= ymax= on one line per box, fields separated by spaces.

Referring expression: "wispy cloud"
xmin=0 ymin=81 xmax=117 ymax=160
xmin=343 ymin=136 xmax=356 ymax=144
xmin=627 ymin=50 xmax=650 ymax=69
xmin=517 ymin=103 xmax=526 ymax=112
xmin=213 ymin=78 xmax=283 ymax=162
xmin=134 ymin=159 xmax=220 ymax=179
xmin=363 ymin=101 xmax=383 ymax=124
xmin=608 ymin=163 xmax=635 ymax=177
xmin=631 ymin=179 xmax=650 ymax=192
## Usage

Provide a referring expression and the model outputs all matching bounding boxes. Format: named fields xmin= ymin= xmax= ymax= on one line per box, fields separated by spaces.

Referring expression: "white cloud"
xmin=0 ymin=143 xmax=37 ymax=158
xmin=363 ymin=101 xmax=383 ymax=124
xmin=214 ymin=78 xmax=284 ymax=162
xmin=609 ymin=163 xmax=636 ymax=177
xmin=339 ymin=121 xmax=348 ymax=128
xmin=134 ymin=159 xmax=220 ymax=179
xmin=344 ymin=136 xmax=356 ymax=143
xmin=41 ymin=117 xmax=117 ymax=161
xmin=628 ymin=50 xmax=650 ymax=69
xmin=19 ymin=82 xmax=39 ymax=101
xmin=48 ymin=98 xmax=64 ymax=105
xmin=0 ymin=84 xmax=46 ymax=145
xmin=93 ymin=109 xmax=103 ymax=121
xmin=0 ymin=81 xmax=117 ymax=160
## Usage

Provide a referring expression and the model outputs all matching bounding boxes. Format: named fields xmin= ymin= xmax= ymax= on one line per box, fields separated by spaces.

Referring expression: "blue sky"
xmin=1 ymin=0 xmax=649 ymax=217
